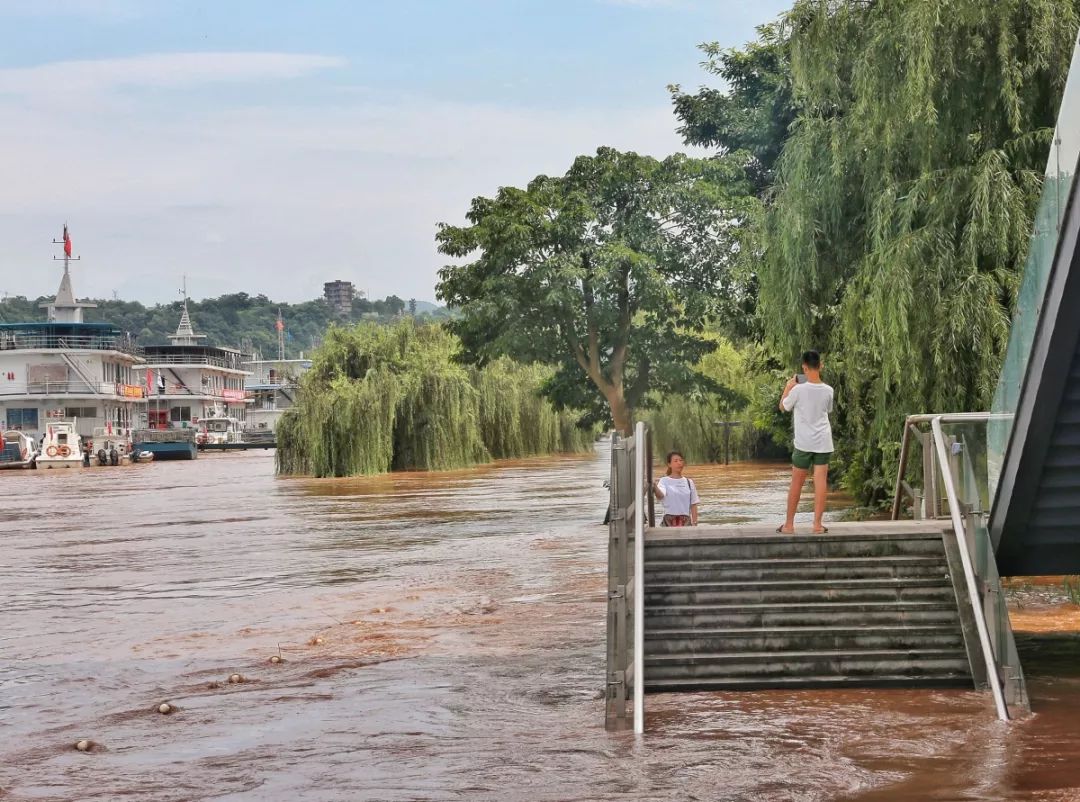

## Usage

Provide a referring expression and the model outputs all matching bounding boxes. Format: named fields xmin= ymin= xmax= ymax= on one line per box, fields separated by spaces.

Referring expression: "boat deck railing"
xmin=0 ymin=333 xmax=142 ymax=356
xmin=133 ymin=428 xmax=198 ymax=443
xmin=0 ymin=381 xmax=145 ymax=398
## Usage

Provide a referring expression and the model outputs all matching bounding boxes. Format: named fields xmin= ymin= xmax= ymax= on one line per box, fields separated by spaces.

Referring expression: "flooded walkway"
xmin=0 ymin=447 xmax=1078 ymax=801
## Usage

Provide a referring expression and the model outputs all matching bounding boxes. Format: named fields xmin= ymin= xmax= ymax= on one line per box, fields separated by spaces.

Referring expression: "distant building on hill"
xmin=323 ymin=280 xmax=355 ymax=316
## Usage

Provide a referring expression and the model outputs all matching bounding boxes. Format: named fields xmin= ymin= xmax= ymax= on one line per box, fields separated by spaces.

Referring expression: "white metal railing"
xmin=632 ymin=420 xmax=645 ymax=733
xmin=0 ymin=333 xmax=141 ymax=355
xmin=144 ymin=353 xmax=248 ymax=371
xmin=605 ymin=422 xmax=653 ymax=734
xmin=0 ymin=381 xmax=137 ymax=397
xmin=892 ymin=412 xmax=1028 ymax=720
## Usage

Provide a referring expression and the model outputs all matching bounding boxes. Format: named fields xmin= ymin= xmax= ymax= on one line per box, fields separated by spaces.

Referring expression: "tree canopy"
xmin=436 ymin=146 xmax=758 ymax=433
xmin=0 ymin=291 xmax=449 ymax=359
xmin=761 ymin=0 xmax=1080 ymax=500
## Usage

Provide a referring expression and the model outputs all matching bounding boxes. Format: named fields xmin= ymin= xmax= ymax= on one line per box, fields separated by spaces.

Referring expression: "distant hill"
xmin=0 ymin=292 xmax=451 ymax=359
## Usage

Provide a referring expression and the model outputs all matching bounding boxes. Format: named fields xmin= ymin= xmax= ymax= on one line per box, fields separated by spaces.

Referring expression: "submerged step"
xmin=645 ymin=601 xmax=962 ymax=630
xmin=644 ymin=578 xmax=955 ymax=606
xmin=644 ymin=649 xmax=970 ymax=680
xmin=643 ymin=625 xmax=966 ymax=655
xmin=644 ymin=556 xmax=951 ymax=584
xmin=643 ymin=674 xmax=974 ymax=693
xmin=644 ymin=535 xmax=947 ymax=563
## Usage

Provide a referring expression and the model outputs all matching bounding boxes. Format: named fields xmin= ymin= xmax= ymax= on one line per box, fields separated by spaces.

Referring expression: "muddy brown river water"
xmin=1 ymin=445 xmax=1078 ymax=801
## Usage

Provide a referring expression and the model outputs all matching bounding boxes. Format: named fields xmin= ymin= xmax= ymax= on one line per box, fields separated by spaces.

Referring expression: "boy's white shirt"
xmin=782 ymin=382 xmax=835 ymax=453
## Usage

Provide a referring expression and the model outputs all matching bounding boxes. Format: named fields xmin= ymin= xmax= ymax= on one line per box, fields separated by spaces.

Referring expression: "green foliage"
xmin=644 ymin=337 xmax=781 ymax=463
xmin=759 ymin=0 xmax=1079 ymax=502
xmin=436 ymin=146 xmax=759 ymax=434
xmin=0 ymin=291 xmax=450 ymax=359
xmin=670 ymin=22 xmax=796 ymax=192
xmin=276 ymin=321 xmax=593 ymax=477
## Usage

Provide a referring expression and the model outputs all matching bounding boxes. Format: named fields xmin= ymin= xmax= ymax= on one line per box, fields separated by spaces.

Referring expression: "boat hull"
xmin=136 ymin=442 xmax=198 ymax=461
xmin=37 ymin=457 xmax=84 ymax=469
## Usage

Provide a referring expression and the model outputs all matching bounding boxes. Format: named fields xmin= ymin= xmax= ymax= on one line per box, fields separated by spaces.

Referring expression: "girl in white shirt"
xmin=652 ymin=451 xmax=700 ymax=526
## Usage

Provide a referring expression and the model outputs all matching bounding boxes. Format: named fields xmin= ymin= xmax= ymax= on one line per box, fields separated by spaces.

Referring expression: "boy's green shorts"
xmin=792 ymin=449 xmax=831 ymax=469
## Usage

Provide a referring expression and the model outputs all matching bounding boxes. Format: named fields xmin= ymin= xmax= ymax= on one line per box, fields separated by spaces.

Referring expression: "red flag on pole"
xmin=63 ymin=224 xmax=72 ymax=258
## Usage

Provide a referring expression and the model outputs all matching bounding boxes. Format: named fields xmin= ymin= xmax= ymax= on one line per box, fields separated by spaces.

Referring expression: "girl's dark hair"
xmin=665 ymin=450 xmax=684 ymax=476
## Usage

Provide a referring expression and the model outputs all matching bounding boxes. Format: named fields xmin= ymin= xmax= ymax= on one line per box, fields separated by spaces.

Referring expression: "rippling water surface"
xmin=1 ymin=445 xmax=1078 ymax=801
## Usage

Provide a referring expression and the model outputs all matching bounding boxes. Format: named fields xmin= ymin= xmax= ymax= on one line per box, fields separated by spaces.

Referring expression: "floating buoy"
xmin=158 ymin=702 xmax=173 ymax=715
xmin=228 ymin=673 xmax=243 ymax=684
xmin=310 ymin=636 xmax=324 ymax=646
xmin=269 ymin=655 xmax=283 ymax=664
xmin=75 ymin=739 xmax=92 ymax=752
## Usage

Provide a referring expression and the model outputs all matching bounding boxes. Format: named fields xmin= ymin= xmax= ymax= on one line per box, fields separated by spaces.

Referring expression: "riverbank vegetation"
xmin=281 ymin=0 xmax=1079 ymax=491
xmin=434 ymin=0 xmax=1080 ymax=504
xmin=276 ymin=321 xmax=594 ymax=477
xmin=0 ymin=291 xmax=449 ymax=359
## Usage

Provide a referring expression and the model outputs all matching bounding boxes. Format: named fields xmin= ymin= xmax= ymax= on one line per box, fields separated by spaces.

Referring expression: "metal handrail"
xmin=892 ymin=412 xmax=1023 ymax=721
xmin=0 ymin=334 xmax=142 ymax=356
xmin=143 ymin=353 xmax=249 ymax=371
xmin=0 ymin=381 xmax=143 ymax=397
xmin=891 ymin=413 xmax=1013 ymax=519
xmin=605 ymin=424 xmax=653 ymax=733
xmin=928 ymin=416 xmax=1009 ymax=720
xmin=632 ymin=420 xmax=646 ymax=734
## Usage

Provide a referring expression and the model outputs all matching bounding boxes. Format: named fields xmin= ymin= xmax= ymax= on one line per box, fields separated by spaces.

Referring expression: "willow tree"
xmin=436 ymin=147 xmax=757 ymax=434
xmin=276 ymin=320 xmax=594 ymax=477
xmin=761 ymin=0 xmax=1079 ymax=501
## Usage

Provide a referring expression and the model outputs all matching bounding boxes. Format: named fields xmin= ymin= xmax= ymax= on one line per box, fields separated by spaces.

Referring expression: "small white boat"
xmin=89 ymin=425 xmax=134 ymax=466
xmin=37 ymin=420 xmax=84 ymax=469
xmin=197 ymin=414 xmax=245 ymax=446
xmin=0 ymin=430 xmax=38 ymax=469
xmin=131 ymin=450 xmax=154 ymax=463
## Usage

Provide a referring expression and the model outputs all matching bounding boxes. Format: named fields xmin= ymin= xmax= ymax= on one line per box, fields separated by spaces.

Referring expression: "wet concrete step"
xmin=644 ymin=578 xmax=955 ymax=606
xmin=643 ymin=674 xmax=974 ymax=693
xmin=645 ymin=601 xmax=962 ymax=630
xmin=643 ymin=625 xmax=967 ymax=655
xmin=644 ymin=534 xmax=946 ymax=562
xmin=644 ymin=556 xmax=951 ymax=584
xmin=644 ymin=649 xmax=970 ymax=680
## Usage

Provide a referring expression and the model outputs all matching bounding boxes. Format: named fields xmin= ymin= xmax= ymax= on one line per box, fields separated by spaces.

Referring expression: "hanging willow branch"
xmin=276 ymin=321 xmax=595 ymax=478
xmin=760 ymin=0 xmax=1079 ymax=501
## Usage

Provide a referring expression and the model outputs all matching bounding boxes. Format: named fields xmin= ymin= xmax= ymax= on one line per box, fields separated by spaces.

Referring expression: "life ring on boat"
xmin=46 ymin=445 xmax=58 ymax=457
xmin=58 ymin=445 xmax=71 ymax=457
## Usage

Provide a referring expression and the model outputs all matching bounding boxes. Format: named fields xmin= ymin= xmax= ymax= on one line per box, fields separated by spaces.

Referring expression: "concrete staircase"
xmin=643 ymin=524 xmax=975 ymax=692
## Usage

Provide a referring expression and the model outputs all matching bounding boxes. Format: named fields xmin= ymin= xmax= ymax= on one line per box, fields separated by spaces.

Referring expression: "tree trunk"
xmin=607 ymin=387 xmax=633 ymax=436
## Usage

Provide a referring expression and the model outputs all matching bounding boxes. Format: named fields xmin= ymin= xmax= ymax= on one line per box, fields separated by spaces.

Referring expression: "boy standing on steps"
xmin=777 ymin=350 xmax=834 ymax=534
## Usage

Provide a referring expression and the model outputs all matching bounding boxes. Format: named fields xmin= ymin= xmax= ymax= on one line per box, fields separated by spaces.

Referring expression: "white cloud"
xmin=0 ymin=55 xmax=693 ymax=306
xmin=0 ymin=52 xmax=346 ymax=95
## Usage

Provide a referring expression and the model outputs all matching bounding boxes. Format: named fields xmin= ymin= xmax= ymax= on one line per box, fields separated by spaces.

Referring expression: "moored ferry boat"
xmin=0 ymin=430 xmax=38 ymax=469
xmin=89 ymin=424 xmax=134 ymax=465
xmin=0 ymin=226 xmax=147 ymax=445
xmin=37 ymin=419 xmax=84 ymax=469
xmin=197 ymin=413 xmax=245 ymax=446
xmin=143 ymin=292 xmax=252 ymax=430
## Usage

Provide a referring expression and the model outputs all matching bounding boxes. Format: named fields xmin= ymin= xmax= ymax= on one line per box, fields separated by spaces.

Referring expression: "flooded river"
xmin=1 ymin=445 xmax=1078 ymax=801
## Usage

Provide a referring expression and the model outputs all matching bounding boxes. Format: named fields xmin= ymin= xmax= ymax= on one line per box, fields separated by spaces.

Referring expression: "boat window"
xmin=6 ymin=408 xmax=39 ymax=431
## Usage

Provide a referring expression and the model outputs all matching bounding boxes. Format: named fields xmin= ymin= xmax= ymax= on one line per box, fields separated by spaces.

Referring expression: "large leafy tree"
xmin=669 ymin=21 xmax=796 ymax=193
xmin=763 ymin=0 xmax=1080 ymax=501
xmin=436 ymin=147 xmax=757 ymax=434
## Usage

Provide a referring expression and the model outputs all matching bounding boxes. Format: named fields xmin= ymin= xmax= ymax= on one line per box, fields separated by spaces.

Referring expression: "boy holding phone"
xmin=777 ymin=350 xmax=834 ymax=534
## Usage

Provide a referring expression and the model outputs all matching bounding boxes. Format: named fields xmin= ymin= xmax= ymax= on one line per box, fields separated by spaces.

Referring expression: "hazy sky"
xmin=0 ymin=0 xmax=789 ymax=305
